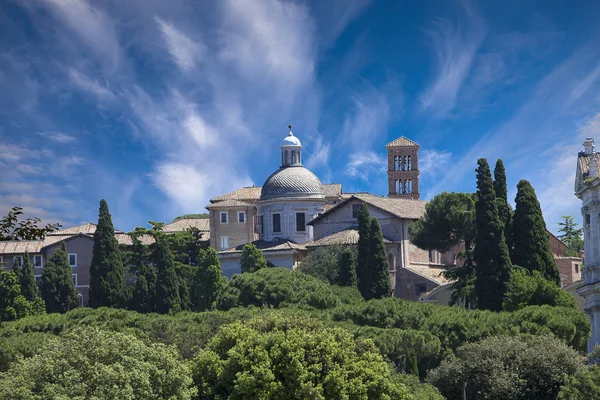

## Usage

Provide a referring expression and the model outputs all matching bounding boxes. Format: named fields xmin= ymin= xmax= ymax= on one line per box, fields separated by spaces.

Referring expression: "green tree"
xmin=474 ymin=159 xmax=512 ymax=311
xmin=0 ymin=206 xmax=61 ymax=241
xmin=239 ymin=243 xmax=267 ymax=273
xmin=39 ymin=243 xmax=79 ymax=313
xmin=503 ymin=268 xmax=577 ymax=311
xmin=131 ymin=262 xmax=157 ymax=313
xmin=0 ymin=269 xmax=30 ymax=322
xmin=0 ymin=328 xmax=196 ymax=399
xmin=558 ymin=216 xmax=584 ymax=257
xmin=18 ymin=253 xmax=38 ymax=302
xmin=192 ymin=315 xmax=410 ymax=400
xmin=191 ymin=248 xmax=227 ymax=311
xmin=337 ymin=247 xmax=358 ymax=287
xmin=356 ymin=203 xmax=372 ymax=298
xmin=298 ymin=245 xmax=347 ymax=284
xmin=409 ymin=191 xmax=476 ymax=307
xmin=558 ymin=365 xmax=600 ymax=400
xmin=154 ymin=238 xmax=181 ymax=314
xmin=367 ymin=218 xmax=392 ymax=299
xmin=89 ymin=199 xmax=127 ymax=308
xmin=512 ymin=180 xmax=560 ymax=285
xmin=426 ymin=335 xmax=584 ymax=400
xmin=494 ymin=159 xmax=513 ymax=253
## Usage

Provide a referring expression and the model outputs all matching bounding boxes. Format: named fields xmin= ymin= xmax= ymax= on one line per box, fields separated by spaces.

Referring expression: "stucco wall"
xmin=396 ymin=267 xmax=439 ymax=300
xmin=210 ymin=206 xmax=258 ymax=251
xmin=259 ymin=199 xmax=325 ymax=244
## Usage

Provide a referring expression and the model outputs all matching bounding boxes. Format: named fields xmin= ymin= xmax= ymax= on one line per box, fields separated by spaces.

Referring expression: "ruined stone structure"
xmin=387 ymin=136 xmax=420 ymax=200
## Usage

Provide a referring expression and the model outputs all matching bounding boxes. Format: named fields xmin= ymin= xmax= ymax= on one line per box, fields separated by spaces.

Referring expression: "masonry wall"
xmin=387 ymin=146 xmax=420 ymax=200
xmin=396 ymin=267 xmax=439 ymax=301
xmin=556 ymin=257 xmax=583 ymax=287
xmin=210 ymin=206 xmax=258 ymax=251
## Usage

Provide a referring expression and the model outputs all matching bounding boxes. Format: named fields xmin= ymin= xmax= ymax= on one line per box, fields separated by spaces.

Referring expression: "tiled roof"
xmin=0 ymin=241 xmax=43 ymax=254
xmin=406 ymin=265 xmax=452 ymax=286
xmin=163 ymin=218 xmax=210 ymax=232
xmin=386 ymin=136 xmax=419 ymax=148
xmin=324 ymin=184 xmax=342 ymax=199
xmin=210 ymin=186 xmax=262 ymax=203
xmin=578 ymin=152 xmax=600 ymax=178
xmin=305 ymin=228 xmax=392 ymax=247
xmin=205 ymin=200 xmax=254 ymax=209
xmin=49 ymin=223 xmax=124 ymax=235
xmin=114 ymin=233 xmax=156 ymax=246
xmin=219 ymin=239 xmax=306 ymax=255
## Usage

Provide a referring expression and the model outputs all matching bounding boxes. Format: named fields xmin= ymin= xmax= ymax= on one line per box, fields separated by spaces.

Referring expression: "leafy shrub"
xmin=0 ymin=327 xmax=196 ymax=399
xmin=503 ymin=268 xmax=577 ymax=311
xmin=558 ymin=364 xmax=600 ymax=399
xmin=0 ymin=332 xmax=55 ymax=372
xmin=426 ymin=334 xmax=584 ymax=400
xmin=297 ymin=245 xmax=351 ymax=284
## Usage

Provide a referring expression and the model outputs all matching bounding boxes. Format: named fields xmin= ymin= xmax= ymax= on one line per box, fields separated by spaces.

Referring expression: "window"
xmin=13 ymin=256 xmax=23 ymax=267
xmin=575 ymin=264 xmax=580 ymax=273
xmin=72 ymin=274 xmax=77 ymax=286
xmin=220 ymin=236 xmax=229 ymax=250
xmin=272 ymin=213 xmax=281 ymax=233
xmin=586 ymin=214 xmax=591 ymax=225
xmin=407 ymin=155 xmax=412 ymax=170
xmin=406 ymin=179 xmax=413 ymax=194
xmin=68 ymin=253 xmax=77 ymax=267
xmin=352 ymin=204 xmax=361 ymax=218
xmin=238 ymin=211 xmax=245 ymax=223
xmin=220 ymin=211 xmax=228 ymax=224
xmin=260 ymin=215 xmax=264 ymax=235
xmin=396 ymin=180 xmax=402 ymax=194
xmin=404 ymin=155 xmax=408 ymax=170
xmin=292 ymin=150 xmax=297 ymax=164
xmin=415 ymin=284 xmax=427 ymax=297
xmin=33 ymin=255 xmax=43 ymax=267
xmin=296 ymin=212 xmax=306 ymax=232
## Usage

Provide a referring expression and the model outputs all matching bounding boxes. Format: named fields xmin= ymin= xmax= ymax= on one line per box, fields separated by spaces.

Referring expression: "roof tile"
xmin=386 ymin=136 xmax=420 ymax=148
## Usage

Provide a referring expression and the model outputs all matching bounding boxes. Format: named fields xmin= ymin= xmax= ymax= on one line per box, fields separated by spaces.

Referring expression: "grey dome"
xmin=261 ymin=166 xmax=325 ymax=200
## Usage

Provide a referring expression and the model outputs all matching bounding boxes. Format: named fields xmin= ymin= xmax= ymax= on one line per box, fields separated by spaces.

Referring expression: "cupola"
xmin=280 ymin=125 xmax=302 ymax=167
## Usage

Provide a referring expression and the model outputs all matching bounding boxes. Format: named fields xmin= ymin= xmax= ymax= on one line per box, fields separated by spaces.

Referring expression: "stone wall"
xmin=210 ymin=205 xmax=258 ymax=251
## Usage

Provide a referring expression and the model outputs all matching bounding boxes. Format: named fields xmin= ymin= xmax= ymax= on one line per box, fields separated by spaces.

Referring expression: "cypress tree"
xmin=19 ymin=253 xmax=38 ymax=302
xmin=337 ymin=247 xmax=357 ymax=287
xmin=356 ymin=203 xmax=371 ymax=298
xmin=131 ymin=262 xmax=157 ymax=313
xmin=39 ymin=243 xmax=79 ymax=313
xmin=493 ymin=159 xmax=513 ymax=254
xmin=405 ymin=351 xmax=419 ymax=377
xmin=240 ymin=243 xmax=267 ymax=273
xmin=89 ymin=199 xmax=127 ymax=308
xmin=512 ymin=180 xmax=561 ymax=285
xmin=473 ymin=159 xmax=512 ymax=311
xmin=367 ymin=218 xmax=392 ymax=299
xmin=191 ymin=247 xmax=227 ymax=311
xmin=154 ymin=238 xmax=181 ymax=314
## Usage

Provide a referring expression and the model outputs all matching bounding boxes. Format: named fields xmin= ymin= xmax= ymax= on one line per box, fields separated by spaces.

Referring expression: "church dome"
xmin=260 ymin=166 xmax=325 ymax=201
xmin=281 ymin=131 xmax=301 ymax=147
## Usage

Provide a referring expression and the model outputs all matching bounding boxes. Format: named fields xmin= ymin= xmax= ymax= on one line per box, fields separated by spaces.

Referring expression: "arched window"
xmin=395 ymin=180 xmax=401 ymax=194
xmin=404 ymin=156 xmax=408 ymax=170
xmin=285 ymin=150 xmax=289 ymax=164
xmin=298 ymin=151 xmax=301 ymax=164
xmin=387 ymin=253 xmax=395 ymax=271
xmin=407 ymin=156 xmax=412 ymax=171
xmin=407 ymin=179 xmax=413 ymax=194
xmin=292 ymin=150 xmax=297 ymax=164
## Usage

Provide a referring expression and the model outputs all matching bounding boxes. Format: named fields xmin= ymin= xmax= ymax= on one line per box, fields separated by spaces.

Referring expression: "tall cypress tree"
xmin=474 ymin=159 xmax=512 ymax=311
xmin=89 ymin=199 xmax=127 ymax=308
xmin=39 ymin=243 xmax=79 ymax=313
xmin=512 ymin=180 xmax=561 ymax=285
xmin=367 ymin=218 xmax=392 ymax=299
xmin=337 ymin=247 xmax=357 ymax=287
xmin=131 ymin=262 xmax=157 ymax=313
xmin=154 ymin=238 xmax=181 ymax=314
xmin=191 ymin=248 xmax=227 ymax=311
xmin=19 ymin=253 xmax=38 ymax=302
xmin=493 ymin=159 xmax=513 ymax=254
xmin=356 ymin=203 xmax=371 ymax=298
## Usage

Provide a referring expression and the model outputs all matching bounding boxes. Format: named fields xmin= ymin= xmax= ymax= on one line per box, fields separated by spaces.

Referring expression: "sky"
xmin=1 ymin=0 xmax=600 ymax=235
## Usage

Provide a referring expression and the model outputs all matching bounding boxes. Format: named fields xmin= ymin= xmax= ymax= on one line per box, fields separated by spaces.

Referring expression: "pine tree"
xmin=240 ymin=243 xmax=267 ymax=273
xmin=89 ymin=199 xmax=127 ymax=308
xmin=494 ymin=159 xmax=513 ymax=254
xmin=557 ymin=216 xmax=584 ymax=257
xmin=356 ymin=203 xmax=371 ymax=298
xmin=474 ymin=159 xmax=512 ymax=311
xmin=154 ymin=238 xmax=181 ymax=314
xmin=367 ymin=218 xmax=392 ymax=299
xmin=512 ymin=180 xmax=561 ymax=285
xmin=39 ymin=243 xmax=79 ymax=313
xmin=19 ymin=253 xmax=38 ymax=302
xmin=131 ymin=262 xmax=157 ymax=313
xmin=337 ymin=247 xmax=357 ymax=287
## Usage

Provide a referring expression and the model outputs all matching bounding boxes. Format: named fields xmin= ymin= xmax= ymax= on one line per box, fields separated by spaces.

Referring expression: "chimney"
xmin=584 ymin=137 xmax=595 ymax=154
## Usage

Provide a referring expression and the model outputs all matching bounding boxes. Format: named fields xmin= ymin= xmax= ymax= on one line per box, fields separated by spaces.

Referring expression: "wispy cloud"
xmin=156 ymin=17 xmax=205 ymax=71
xmin=37 ymin=131 xmax=77 ymax=143
xmin=420 ymin=1 xmax=486 ymax=118
xmin=346 ymin=151 xmax=386 ymax=182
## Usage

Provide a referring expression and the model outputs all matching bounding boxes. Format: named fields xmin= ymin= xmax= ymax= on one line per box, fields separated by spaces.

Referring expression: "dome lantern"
xmin=280 ymin=124 xmax=302 ymax=166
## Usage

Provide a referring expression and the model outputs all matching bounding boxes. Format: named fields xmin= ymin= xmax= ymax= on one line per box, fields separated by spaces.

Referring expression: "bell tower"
xmin=386 ymin=136 xmax=420 ymax=200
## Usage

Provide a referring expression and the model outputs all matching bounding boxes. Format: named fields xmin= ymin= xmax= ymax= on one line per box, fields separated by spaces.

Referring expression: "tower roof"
xmin=386 ymin=136 xmax=419 ymax=148
xmin=281 ymin=125 xmax=302 ymax=147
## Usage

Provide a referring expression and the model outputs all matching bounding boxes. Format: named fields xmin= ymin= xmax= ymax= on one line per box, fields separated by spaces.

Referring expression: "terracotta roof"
xmin=309 ymin=193 xmax=426 ymax=226
xmin=218 ymin=239 xmax=306 ymax=255
xmin=163 ymin=218 xmax=210 ymax=233
xmin=324 ymin=184 xmax=342 ymax=199
xmin=406 ymin=265 xmax=452 ymax=286
xmin=205 ymin=200 xmax=254 ymax=209
xmin=578 ymin=152 xmax=600 ymax=178
xmin=210 ymin=186 xmax=262 ymax=203
xmin=114 ymin=233 xmax=156 ymax=246
xmin=0 ymin=241 xmax=43 ymax=254
xmin=42 ymin=234 xmax=83 ymax=248
xmin=386 ymin=136 xmax=419 ymax=148
xmin=49 ymin=223 xmax=124 ymax=235
xmin=305 ymin=228 xmax=392 ymax=248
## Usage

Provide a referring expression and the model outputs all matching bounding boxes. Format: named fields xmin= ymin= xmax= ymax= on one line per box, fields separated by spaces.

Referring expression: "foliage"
xmin=474 ymin=158 xmax=512 ymax=311
xmin=337 ymin=247 xmax=358 ymax=287
xmin=494 ymin=159 xmax=513 ymax=253
xmin=18 ymin=253 xmax=38 ymax=302
xmin=426 ymin=334 xmax=584 ymax=400
xmin=367 ymin=218 xmax=392 ymax=299
xmin=558 ymin=216 xmax=584 ymax=257
xmin=512 ymin=180 xmax=561 ymax=284
xmin=409 ymin=191 xmax=476 ymax=252
xmin=297 ymin=245 xmax=347 ymax=285
xmin=154 ymin=238 xmax=182 ymax=314
xmin=0 ymin=270 xmax=30 ymax=322
xmin=191 ymin=248 xmax=227 ymax=311
xmin=503 ymin=268 xmax=577 ymax=311
xmin=130 ymin=262 xmax=157 ymax=313
xmin=0 ymin=327 xmax=196 ymax=399
xmin=0 ymin=332 xmax=55 ymax=372
xmin=356 ymin=202 xmax=372 ymax=299
xmin=442 ymin=250 xmax=476 ymax=307
xmin=558 ymin=364 xmax=600 ymax=399
xmin=240 ymin=243 xmax=268 ymax=273
xmin=394 ymin=374 xmax=445 ymax=400
xmin=0 ymin=206 xmax=61 ymax=241
xmin=217 ymin=268 xmax=342 ymax=311
xmin=39 ymin=244 xmax=79 ymax=314
xmin=191 ymin=314 xmax=410 ymax=400
xmin=89 ymin=199 xmax=128 ymax=308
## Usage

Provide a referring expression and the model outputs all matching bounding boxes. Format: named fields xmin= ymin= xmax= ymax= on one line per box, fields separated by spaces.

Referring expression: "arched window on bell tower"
xmin=407 ymin=179 xmax=413 ymax=194
xmin=407 ymin=156 xmax=412 ymax=171
xmin=404 ymin=156 xmax=408 ymax=171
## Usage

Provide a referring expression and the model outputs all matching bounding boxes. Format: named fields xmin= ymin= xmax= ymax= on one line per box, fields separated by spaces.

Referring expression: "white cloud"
xmin=68 ymin=68 xmax=117 ymax=101
xmin=156 ymin=17 xmax=205 ymax=71
xmin=37 ymin=131 xmax=77 ymax=143
xmin=346 ymin=151 xmax=387 ymax=182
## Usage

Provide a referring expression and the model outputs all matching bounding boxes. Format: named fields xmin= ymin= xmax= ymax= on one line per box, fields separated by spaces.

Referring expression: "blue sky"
xmin=1 ymin=0 xmax=599 ymax=234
